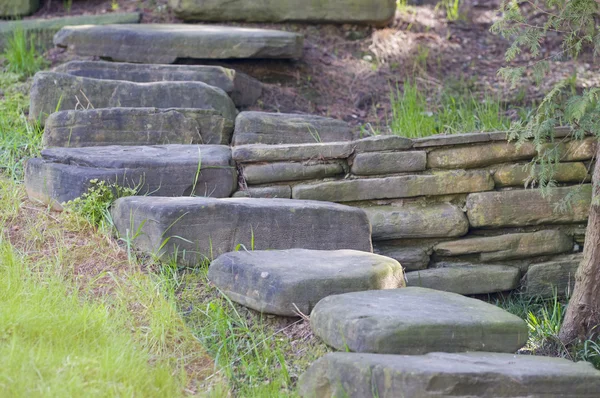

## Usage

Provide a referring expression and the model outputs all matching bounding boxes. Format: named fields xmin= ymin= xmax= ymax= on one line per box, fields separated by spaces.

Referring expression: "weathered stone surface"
xmin=428 ymin=142 xmax=536 ymax=169
xmin=413 ymin=132 xmax=491 ymax=148
xmin=111 ymin=197 xmax=373 ymax=264
xmin=168 ymin=0 xmax=397 ymax=26
xmin=232 ymin=186 xmax=291 ymax=199
xmin=524 ymin=254 xmax=582 ymax=298
xmin=243 ymin=162 xmax=344 ymax=185
xmin=310 ymin=287 xmax=528 ymax=354
xmin=208 ymin=249 xmax=404 ymax=316
xmin=493 ymin=162 xmax=589 ymax=187
xmin=552 ymin=138 xmax=596 ymax=161
xmin=25 ymin=145 xmax=236 ymax=208
xmin=54 ymin=61 xmax=261 ymax=107
xmin=363 ymin=203 xmax=468 ymax=240
xmin=43 ymin=107 xmax=233 ymax=147
xmin=30 ymin=72 xmax=237 ymax=124
xmin=233 ymin=112 xmax=353 ymax=145
xmin=352 ymin=135 xmax=413 ymax=153
xmin=467 ymin=185 xmax=592 ymax=228
xmin=434 ymin=230 xmax=573 ymax=262
xmin=298 ymin=352 xmax=600 ymax=398
xmin=406 ymin=265 xmax=520 ymax=294
xmin=0 ymin=0 xmax=38 ymax=17
xmin=293 ymin=170 xmax=494 ymax=202
xmin=351 ymin=151 xmax=426 ymax=176
xmin=372 ymin=244 xmax=429 ymax=271
xmin=233 ymin=142 xmax=353 ymax=162
xmin=54 ymin=24 xmax=304 ymax=63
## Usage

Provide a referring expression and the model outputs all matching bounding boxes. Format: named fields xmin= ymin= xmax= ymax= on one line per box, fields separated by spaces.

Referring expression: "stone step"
xmin=208 ymin=249 xmax=404 ymax=316
xmin=298 ymin=352 xmax=600 ymax=398
xmin=43 ymin=108 xmax=233 ymax=148
xmin=232 ymin=111 xmax=353 ymax=145
xmin=25 ymin=145 xmax=236 ymax=209
xmin=169 ymin=0 xmax=397 ymax=26
xmin=111 ymin=197 xmax=373 ymax=265
xmin=30 ymin=72 xmax=237 ymax=125
xmin=53 ymin=24 xmax=304 ymax=63
xmin=310 ymin=287 xmax=528 ymax=355
xmin=54 ymin=61 xmax=262 ymax=107
xmin=233 ymin=142 xmax=354 ymax=163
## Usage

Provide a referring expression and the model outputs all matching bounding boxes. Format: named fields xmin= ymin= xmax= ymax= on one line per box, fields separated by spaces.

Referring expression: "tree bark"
xmin=559 ymin=143 xmax=600 ymax=343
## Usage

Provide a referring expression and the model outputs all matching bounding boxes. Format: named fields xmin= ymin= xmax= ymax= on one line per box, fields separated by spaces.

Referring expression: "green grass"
xmin=2 ymin=26 xmax=48 ymax=78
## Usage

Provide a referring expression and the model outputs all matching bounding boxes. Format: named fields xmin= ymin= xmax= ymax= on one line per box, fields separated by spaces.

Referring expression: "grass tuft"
xmin=2 ymin=26 xmax=48 ymax=78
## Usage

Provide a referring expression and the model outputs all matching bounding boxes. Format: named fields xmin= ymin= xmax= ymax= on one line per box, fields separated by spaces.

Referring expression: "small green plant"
xmin=436 ymin=0 xmax=462 ymax=22
xmin=63 ymin=0 xmax=73 ymax=13
xmin=111 ymin=0 xmax=120 ymax=11
xmin=3 ymin=26 xmax=48 ymax=77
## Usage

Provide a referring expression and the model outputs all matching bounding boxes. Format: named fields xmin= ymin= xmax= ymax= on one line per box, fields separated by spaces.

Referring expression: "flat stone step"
xmin=43 ymin=108 xmax=233 ymax=147
xmin=111 ymin=197 xmax=373 ymax=265
xmin=54 ymin=61 xmax=262 ymax=107
xmin=25 ymin=145 xmax=236 ymax=209
xmin=310 ymin=287 xmax=528 ymax=355
xmin=53 ymin=24 xmax=304 ymax=63
xmin=232 ymin=112 xmax=353 ymax=145
xmin=298 ymin=352 xmax=600 ymax=398
xmin=208 ymin=249 xmax=404 ymax=316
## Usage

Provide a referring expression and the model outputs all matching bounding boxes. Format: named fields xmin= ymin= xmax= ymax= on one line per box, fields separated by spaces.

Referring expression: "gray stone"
xmin=434 ymin=230 xmax=573 ymax=262
xmin=467 ymin=185 xmax=592 ymax=228
xmin=428 ymin=142 xmax=537 ymax=169
xmin=406 ymin=265 xmax=521 ymax=294
xmin=233 ymin=112 xmax=353 ymax=145
xmin=351 ymin=151 xmax=426 ymax=176
xmin=493 ymin=162 xmax=589 ymax=187
xmin=373 ymin=244 xmax=430 ymax=271
xmin=43 ymin=107 xmax=233 ymax=147
xmin=208 ymin=249 xmax=404 ymax=316
xmin=310 ymin=287 xmax=528 ymax=355
xmin=25 ymin=145 xmax=236 ymax=208
xmin=168 ymin=0 xmax=397 ymax=26
xmin=111 ymin=197 xmax=373 ymax=264
xmin=412 ymin=132 xmax=491 ymax=148
xmin=0 ymin=0 xmax=38 ymax=17
xmin=352 ymin=135 xmax=413 ymax=153
xmin=243 ymin=161 xmax=345 ymax=185
xmin=524 ymin=254 xmax=582 ymax=298
xmin=298 ymin=352 xmax=600 ymax=398
xmin=29 ymin=72 xmax=237 ymax=124
xmin=54 ymin=61 xmax=261 ymax=107
xmin=232 ymin=186 xmax=291 ymax=199
xmin=54 ymin=24 xmax=304 ymax=63
xmin=292 ymin=170 xmax=494 ymax=202
xmin=232 ymin=142 xmax=353 ymax=162
xmin=363 ymin=203 xmax=468 ymax=240
xmin=548 ymin=138 xmax=596 ymax=161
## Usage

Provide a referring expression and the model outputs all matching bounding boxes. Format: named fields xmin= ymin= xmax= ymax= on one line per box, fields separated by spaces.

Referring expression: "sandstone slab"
xmin=372 ymin=244 xmax=429 ymax=271
xmin=111 ymin=197 xmax=373 ymax=264
xmin=0 ymin=0 xmax=38 ymax=17
xmin=54 ymin=61 xmax=261 ymax=107
xmin=428 ymin=142 xmax=536 ymax=169
xmin=242 ymin=162 xmax=344 ymax=185
xmin=43 ymin=107 xmax=233 ymax=147
xmin=298 ymin=352 xmax=600 ymax=398
xmin=406 ymin=265 xmax=520 ymax=294
xmin=351 ymin=151 xmax=426 ymax=175
xmin=233 ymin=142 xmax=353 ymax=162
xmin=208 ymin=249 xmax=404 ymax=316
xmin=310 ymin=287 xmax=528 ymax=354
xmin=524 ymin=254 xmax=582 ymax=298
xmin=232 ymin=186 xmax=291 ymax=199
xmin=54 ymin=24 xmax=304 ymax=63
xmin=493 ymin=162 xmax=589 ymax=187
xmin=412 ymin=132 xmax=491 ymax=148
xmin=352 ymin=135 xmax=413 ymax=152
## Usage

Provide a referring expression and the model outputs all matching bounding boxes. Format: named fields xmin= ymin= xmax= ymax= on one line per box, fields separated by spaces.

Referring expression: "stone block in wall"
xmin=434 ymin=230 xmax=573 ymax=262
xmin=466 ymin=185 xmax=592 ymax=228
xmin=232 ymin=112 xmax=353 ymax=145
xmin=413 ymin=132 xmax=492 ymax=148
xmin=292 ymin=170 xmax=494 ymax=202
xmin=242 ymin=161 xmax=345 ymax=185
xmin=232 ymin=142 xmax=353 ymax=162
xmin=363 ymin=203 xmax=468 ymax=240
xmin=232 ymin=186 xmax=291 ymax=199
xmin=550 ymin=138 xmax=597 ymax=161
xmin=523 ymin=254 xmax=582 ymax=298
xmin=427 ymin=142 xmax=536 ymax=169
xmin=353 ymin=135 xmax=413 ymax=152
xmin=373 ymin=244 xmax=430 ymax=271
xmin=493 ymin=162 xmax=589 ymax=187
xmin=351 ymin=151 xmax=426 ymax=176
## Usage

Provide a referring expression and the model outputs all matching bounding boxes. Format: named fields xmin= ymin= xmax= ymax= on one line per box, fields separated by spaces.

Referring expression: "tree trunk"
xmin=559 ymin=143 xmax=600 ymax=343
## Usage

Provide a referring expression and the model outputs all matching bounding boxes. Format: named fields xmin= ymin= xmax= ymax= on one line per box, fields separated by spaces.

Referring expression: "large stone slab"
xmin=29 ymin=72 xmax=237 ymax=124
xmin=54 ymin=24 xmax=304 ymax=63
xmin=467 ymin=185 xmax=592 ymax=228
xmin=0 ymin=0 xmax=38 ymax=17
xmin=406 ymin=265 xmax=521 ymax=294
xmin=233 ymin=112 xmax=353 ymax=145
xmin=493 ymin=162 xmax=589 ymax=187
xmin=242 ymin=162 xmax=344 ymax=185
xmin=54 ymin=61 xmax=261 ymax=107
xmin=25 ymin=145 xmax=236 ymax=208
xmin=434 ymin=230 xmax=574 ymax=262
xmin=208 ymin=249 xmax=404 ymax=316
xmin=168 ymin=0 xmax=397 ymax=26
xmin=363 ymin=203 xmax=468 ymax=240
xmin=310 ymin=287 xmax=528 ymax=354
xmin=428 ymin=142 xmax=537 ymax=169
xmin=293 ymin=170 xmax=494 ymax=202
xmin=373 ymin=244 xmax=429 ymax=271
xmin=43 ymin=107 xmax=233 ymax=147
xmin=298 ymin=352 xmax=600 ymax=398
xmin=351 ymin=151 xmax=426 ymax=176
xmin=233 ymin=142 xmax=353 ymax=162
xmin=111 ymin=197 xmax=373 ymax=264
xmin=524 ymin=254 xmax=582 ymax=298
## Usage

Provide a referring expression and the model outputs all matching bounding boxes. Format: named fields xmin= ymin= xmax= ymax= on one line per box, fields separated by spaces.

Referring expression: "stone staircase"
xmin=22 ymin=22 xmax=600 ymax=397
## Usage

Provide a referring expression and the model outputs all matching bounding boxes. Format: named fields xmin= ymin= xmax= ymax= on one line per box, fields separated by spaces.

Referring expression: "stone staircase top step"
xmin=208 ymin=249 xmax=404 ymax=316
xmin=54 ymin=61 xmax=262 ymax=107
xmin=53 ymin=24 xmax=304 ymax=63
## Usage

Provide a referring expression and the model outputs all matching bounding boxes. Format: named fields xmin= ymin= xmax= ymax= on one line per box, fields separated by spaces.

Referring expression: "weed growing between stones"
xmin=2 ymin=26 xmax=48 ymax=78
